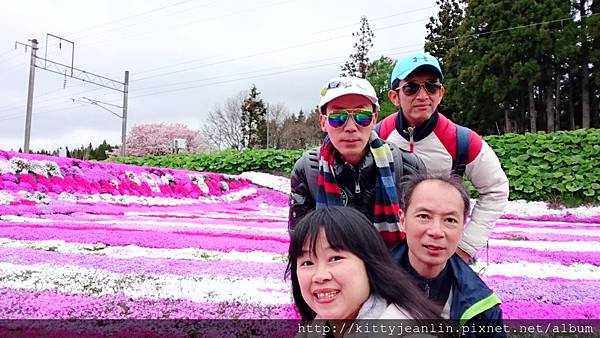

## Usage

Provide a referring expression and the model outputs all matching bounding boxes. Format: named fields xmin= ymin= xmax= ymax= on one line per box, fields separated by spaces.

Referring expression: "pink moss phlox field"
xmin=0 ymin=150 xmax=598 ymax=324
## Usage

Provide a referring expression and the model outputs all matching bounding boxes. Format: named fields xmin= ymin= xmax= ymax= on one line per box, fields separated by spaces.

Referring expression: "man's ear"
xmin=399 ymin=210 xmax=406 ymax=232
xmin=319 ymin=114 xmax=327 ymax=132
xmin=387 ymin=89 xmax=400 ymax=107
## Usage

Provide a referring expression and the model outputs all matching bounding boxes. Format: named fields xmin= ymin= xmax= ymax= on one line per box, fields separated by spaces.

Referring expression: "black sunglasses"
xmin=399 ymin=80 xmax=442 ymax=96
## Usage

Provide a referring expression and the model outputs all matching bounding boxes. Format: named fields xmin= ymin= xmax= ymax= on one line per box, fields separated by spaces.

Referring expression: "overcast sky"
xmin=0 ymin=0 xmax=439 ymax=151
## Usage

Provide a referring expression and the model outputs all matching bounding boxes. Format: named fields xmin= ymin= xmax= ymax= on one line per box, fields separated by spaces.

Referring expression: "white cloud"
xmin=0 ymin=0 xmax=439 ymax=150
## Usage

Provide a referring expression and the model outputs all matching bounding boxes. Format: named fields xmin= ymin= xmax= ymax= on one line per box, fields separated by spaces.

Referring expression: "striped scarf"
xmin=316 ymin=131 xmax=404 ymax=247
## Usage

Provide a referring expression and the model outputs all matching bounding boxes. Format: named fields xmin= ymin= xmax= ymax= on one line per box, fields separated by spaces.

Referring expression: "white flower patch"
xmin=0 ymin=215 xmax=288 ymax=234
xmin=504 ymin=200 xmax=600 ymax=219
xmin=198 ymin=209 xmax=287 ymax=222
xmin=8 ymin=157 xmax=29 ymax=174
xmin=58 ymin=192 xmax=79 ymax=203
xmin=0 ymin=238 xmax=284 ymax=263
xmin=16 ymin=191 xmax=50 ymax=204
xmin=53 ymin=188 xmax=257 ymax=206
xmin=140 ymin=172 xmax=161 ymax=193
xmin=110 ymin=179 xmax=120 ymax=188
xmin=489 ymin=239 xmax=600 ymax=252
xmin=255 ymin=204 xmax=289 ymax=218
xmin=28 ymin=160 xmax=59 ymax=178
xmin=0 ymin=159 xmax=17 ymax=174
xmin=223 ymin=174 xmax=240 ymax=181
xmin=493 ymin=225 xmax=600 ymax=237
xmin=43 ymin=160 xmax=63 ymax=177
xmin=160 ymin=174 xmax=175 ymax=185
xmin=239 ymin=172 xmax=291 ymax=194
xmin=125 ymin=171 xmax=141 ymax=185
xmin=198 ymin=187 xmax=257 ymax=203
xmin=0 ymin=238 xmax=107 ymax=253
xmin=32 ymin=191 xmax=51 ymax=204
xmin=498 ymin=218 xmax=600 ymax=228
xmin=0 ymin=262 xmax=291 ymax=305
xmin=4 ymin=158 xmax=62 ymax=177
xmin=0 ymin=215 xmax=56 ymax=223
xmin=188 ymin=174 xmax=209 ymax=194
xmin=475 ymin=261 xmax=600 ymax=280
xmin=0 ymin=191 xmax=14 ymax=205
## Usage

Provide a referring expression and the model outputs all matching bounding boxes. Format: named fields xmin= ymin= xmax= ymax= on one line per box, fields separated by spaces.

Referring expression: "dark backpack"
xmin=453 ymin=124 xmax=470 ymax=177
xmin=303 ymin=148 xmax=320 ymax=200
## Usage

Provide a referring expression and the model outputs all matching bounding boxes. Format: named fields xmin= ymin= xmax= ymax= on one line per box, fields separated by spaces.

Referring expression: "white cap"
xmin=318 ymin=76 xmax=379 ymax=113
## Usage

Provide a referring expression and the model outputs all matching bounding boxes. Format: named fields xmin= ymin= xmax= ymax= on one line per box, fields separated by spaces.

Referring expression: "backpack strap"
xmin=304 ymin=148 xmax=320 ymax=200
xmin=453 ymin=124 xmax=470 ymax=177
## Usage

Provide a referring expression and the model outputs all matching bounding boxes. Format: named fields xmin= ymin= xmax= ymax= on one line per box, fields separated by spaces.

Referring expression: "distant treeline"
xmin=20 ymin=140 xmax=116 ymax=161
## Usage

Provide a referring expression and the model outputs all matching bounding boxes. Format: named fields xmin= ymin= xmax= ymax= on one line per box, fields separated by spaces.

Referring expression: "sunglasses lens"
xmin=327 ymin=110 xmax=373 ymax=128
xmin=401 ymin=82 xmax=420 ymax=96
xmin=328 ymin=111 xmax=348 ymax=128
xmin=352 ymin=110 xmax=374 ymax=127
xmin=425 ymin=81 xmax=441 ymax=94
xmin=401 ymin=81 xmax=441 ymax=96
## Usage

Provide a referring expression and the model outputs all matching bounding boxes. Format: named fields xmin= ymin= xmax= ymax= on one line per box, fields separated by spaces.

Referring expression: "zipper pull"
xmin=408 ymin=126 xmax=415 ymax=153
xmin=424 ymin=283 xmax=430 ymax=297
xmin=355 ymin=180 xmax=360 ymax=193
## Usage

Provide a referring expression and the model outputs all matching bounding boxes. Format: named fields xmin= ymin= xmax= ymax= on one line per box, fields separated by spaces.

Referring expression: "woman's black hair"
xmin=285 ymin=207 xmax=440 ymax=324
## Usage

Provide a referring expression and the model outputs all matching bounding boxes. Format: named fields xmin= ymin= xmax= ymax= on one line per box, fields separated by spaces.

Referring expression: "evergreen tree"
xmin=240 ymin=85 xmax=268 ymax=148
xmin=434 ymin=0 xmax=572 ymax=134
xmin=297 ymin=109 xmax=306 ymax=123
xmin=366 ymin=56 xmax=396 ymax=119
xmin=85 ymin=143 xmax=94 ymax=160
xmin=94 ymin=140 xmax=112 ymax=160
xmin=424 ymin=0 xmax=466 ymax=122
xmin=340 ymin=16 xmax=374 ymax=79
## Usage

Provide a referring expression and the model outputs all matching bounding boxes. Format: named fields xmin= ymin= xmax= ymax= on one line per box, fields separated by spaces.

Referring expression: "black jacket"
xmin=288 ymin=142 xmax=423 ymax=231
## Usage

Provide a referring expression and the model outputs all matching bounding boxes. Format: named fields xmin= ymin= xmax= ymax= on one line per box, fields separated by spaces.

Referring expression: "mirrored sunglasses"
xmin=327 ymin=109 xmax=374 ymax=128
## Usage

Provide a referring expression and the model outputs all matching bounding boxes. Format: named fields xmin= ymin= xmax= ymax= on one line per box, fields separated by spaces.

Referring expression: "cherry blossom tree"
xmin=126 ymin=123 xmax=205 ymax=156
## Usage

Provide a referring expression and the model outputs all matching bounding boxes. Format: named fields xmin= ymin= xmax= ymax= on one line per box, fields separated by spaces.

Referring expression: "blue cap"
xmin=390 ymin=52 xmax=443 ymax=87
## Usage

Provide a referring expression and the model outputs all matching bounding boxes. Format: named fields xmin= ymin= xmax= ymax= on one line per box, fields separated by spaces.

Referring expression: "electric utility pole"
xmin=15 ymin=33 xmax=130 ymax=155
xmin=14 ymin=39 xmax=38 ymax=153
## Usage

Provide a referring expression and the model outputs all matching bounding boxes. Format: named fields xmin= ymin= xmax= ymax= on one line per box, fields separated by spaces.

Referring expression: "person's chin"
xmin=409 ymin=111 xmax=432 ymax=121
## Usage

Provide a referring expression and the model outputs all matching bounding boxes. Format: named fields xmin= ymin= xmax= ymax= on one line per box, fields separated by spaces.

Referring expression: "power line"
xmin=127 ymin=45 xmax=426 ymax=100
xmin=79 ymin=0 xmax=298 ymax=48
xmin=64 ymin=0 xmax=198 ymax=39
xmin=131 ymin=16 xmax=431 ymax=83
xmin=125 ymin=13 xmax=600 ymax=100
xmin=69 ymin=0 xmax=220 ymax=41
xmin=130 ymin=5 xmax=438 ymax=77
xmin=5 ymin=11 xmax=595 ymax=117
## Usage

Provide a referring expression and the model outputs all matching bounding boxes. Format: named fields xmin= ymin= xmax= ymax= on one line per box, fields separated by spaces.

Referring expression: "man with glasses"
xmin=288 ymin=76 xmax=423 ymax=248
xmin=376 ymin=52 xmax=509 ymax=264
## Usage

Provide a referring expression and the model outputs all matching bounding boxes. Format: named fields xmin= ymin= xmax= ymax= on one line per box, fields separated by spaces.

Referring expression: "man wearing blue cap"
xmin=376 ymin=52 xmax=509 ymax=264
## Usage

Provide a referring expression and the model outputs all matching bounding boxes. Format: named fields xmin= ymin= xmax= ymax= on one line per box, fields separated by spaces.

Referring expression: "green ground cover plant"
xmin=112 ymin=129 xmax=600 ymax=205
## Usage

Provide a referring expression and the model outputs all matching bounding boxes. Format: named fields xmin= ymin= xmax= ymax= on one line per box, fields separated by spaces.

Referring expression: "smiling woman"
xmin=285 ymin=207 xmax=440 ymax=328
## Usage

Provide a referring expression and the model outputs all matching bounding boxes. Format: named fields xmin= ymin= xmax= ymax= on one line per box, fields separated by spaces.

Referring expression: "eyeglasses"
xmin=326 ymin=109 xmax=374 ymax=128
xmin=399 ymin=80 xmax=442 ymax=96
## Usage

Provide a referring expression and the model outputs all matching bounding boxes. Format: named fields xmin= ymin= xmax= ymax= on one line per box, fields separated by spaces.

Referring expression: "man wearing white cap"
xmin=377 ymin=52 xmax=509 ymax=264
xmin=288 ymin=76 xmax=423 ymax=248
